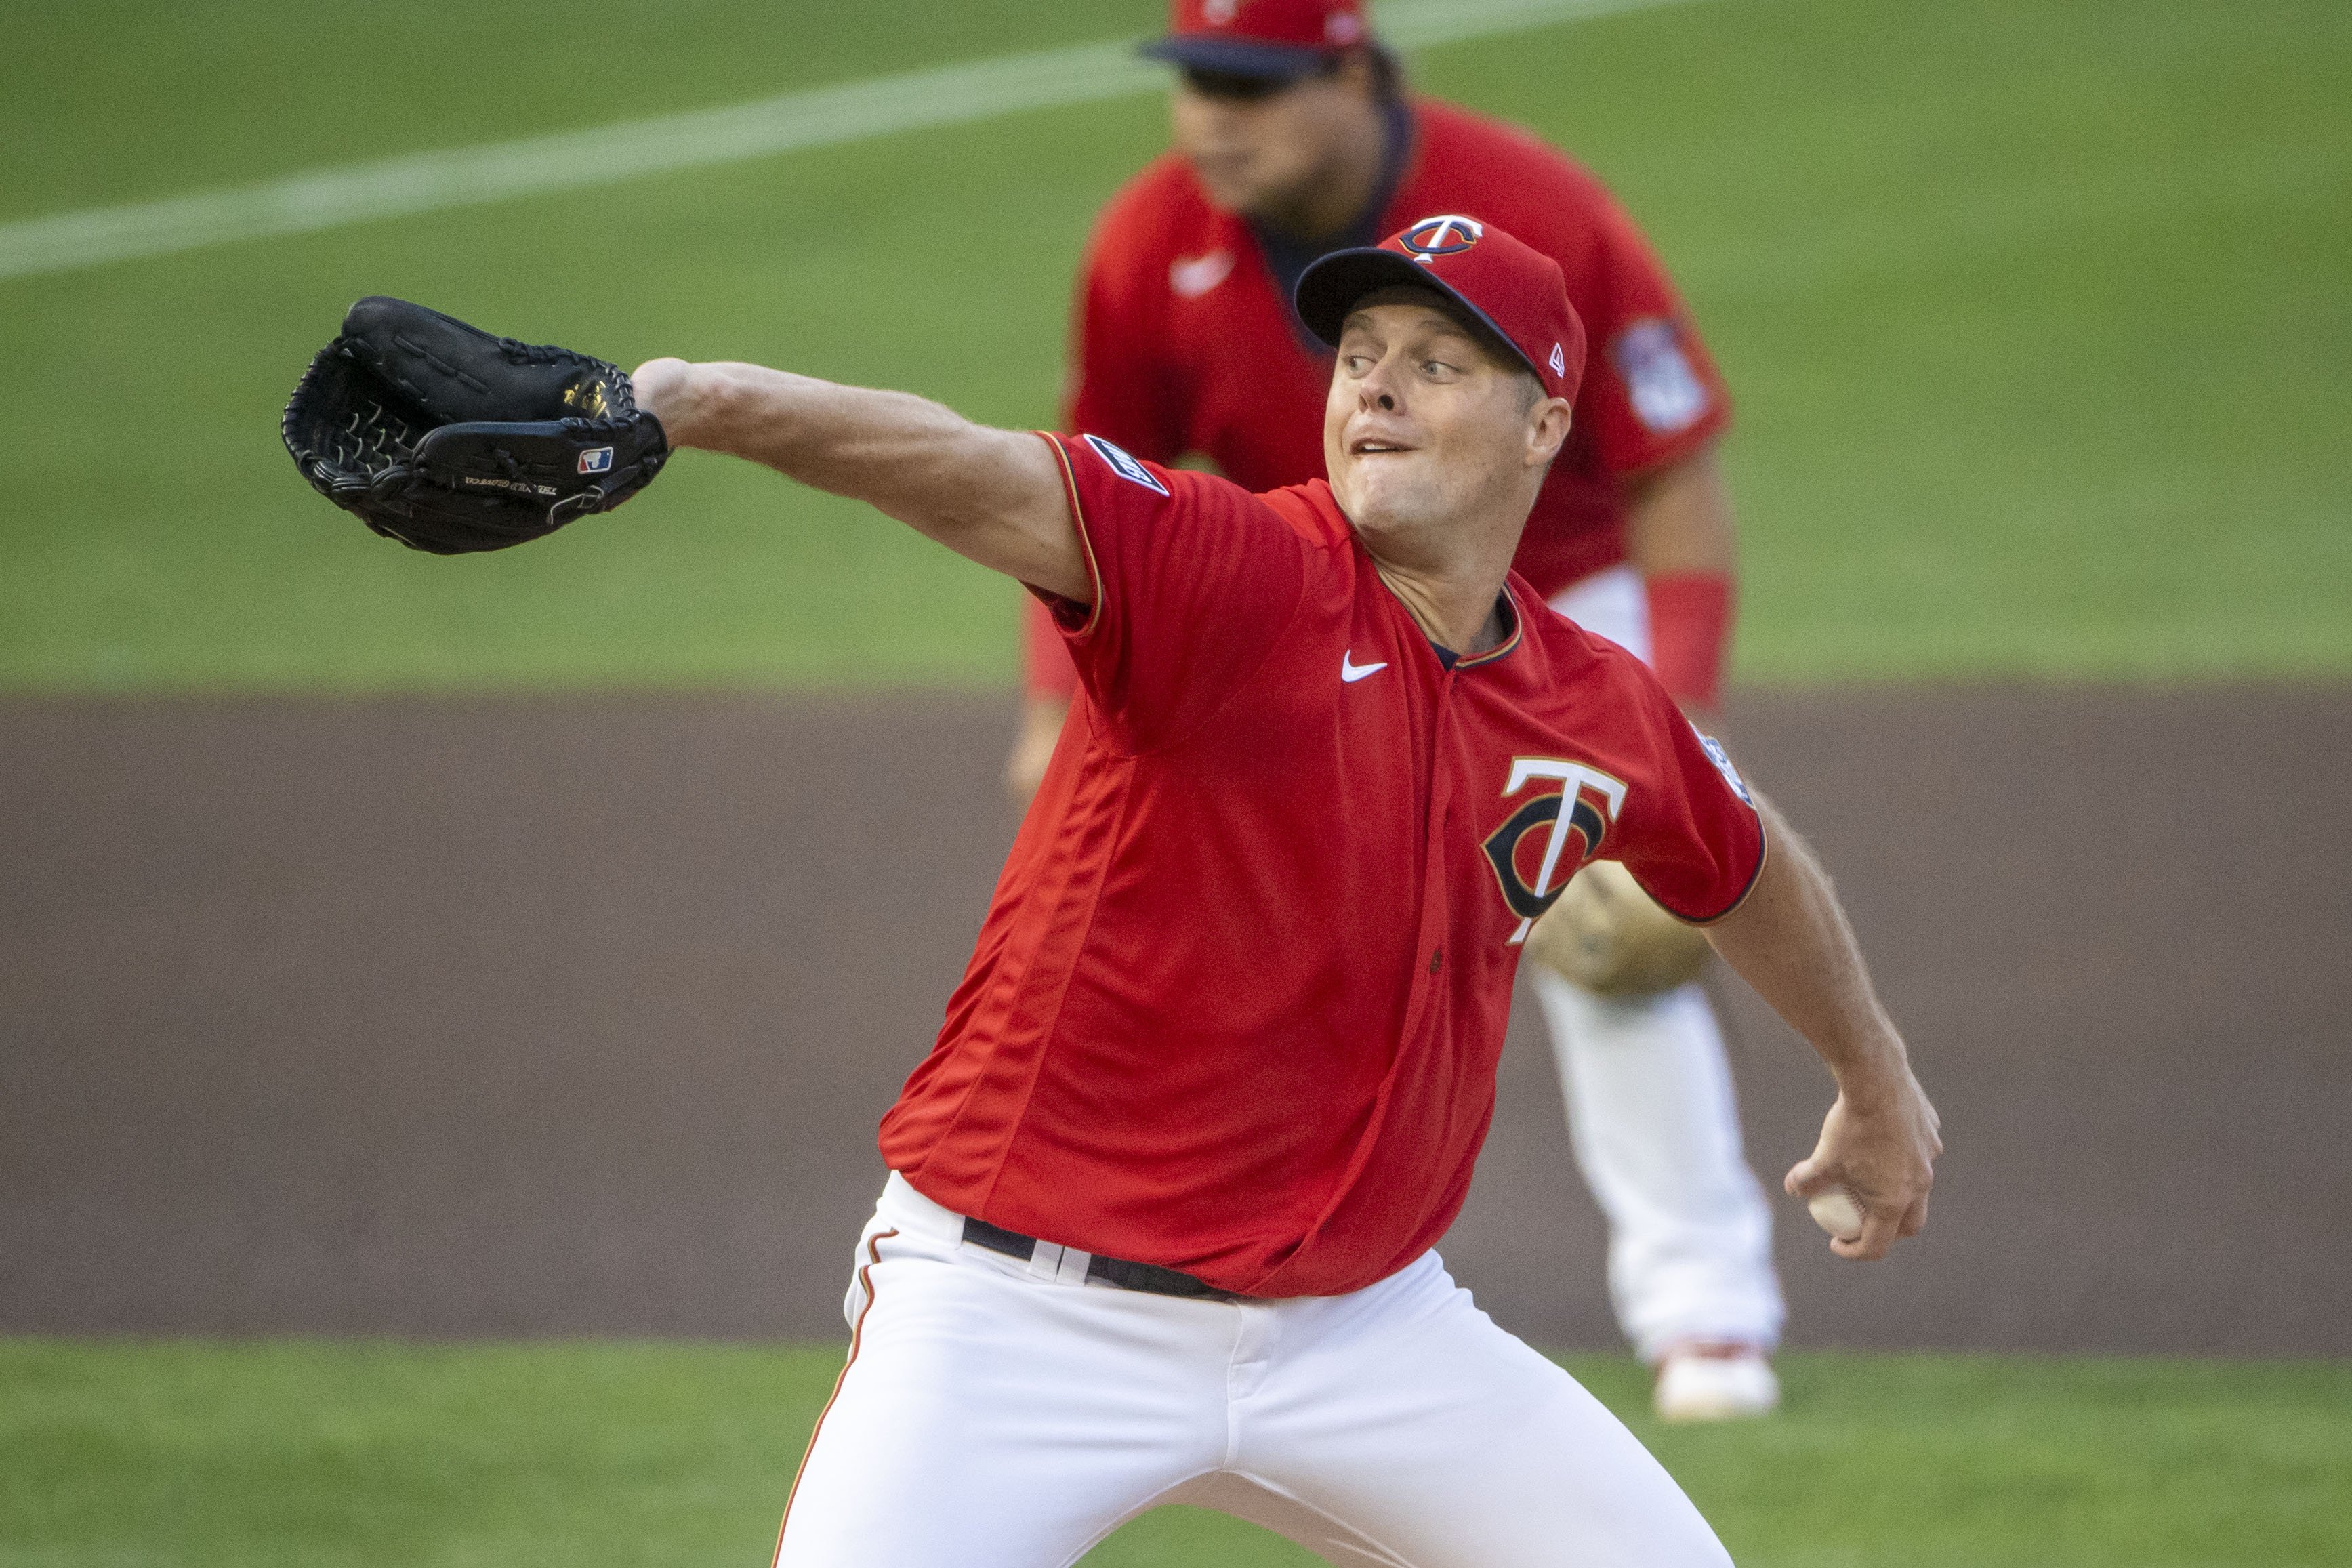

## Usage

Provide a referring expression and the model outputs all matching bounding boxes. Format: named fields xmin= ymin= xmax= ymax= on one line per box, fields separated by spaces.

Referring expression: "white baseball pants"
xmin=1542 ymin=566 xmax=1785 ymax=1360
xmin=775 ymin=1174 xmax=1735 ymax=1568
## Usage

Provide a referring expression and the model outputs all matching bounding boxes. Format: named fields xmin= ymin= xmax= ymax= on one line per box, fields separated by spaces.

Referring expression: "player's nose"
xmin=1355 ymin=354 xmax=1404 ymax=413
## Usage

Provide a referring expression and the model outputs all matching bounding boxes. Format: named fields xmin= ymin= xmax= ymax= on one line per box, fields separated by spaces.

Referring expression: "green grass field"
xmin=1 ymin=0 xmax=2345 ymax=691
xmin=3 ymin=1342 xmax=2347 ymax=1567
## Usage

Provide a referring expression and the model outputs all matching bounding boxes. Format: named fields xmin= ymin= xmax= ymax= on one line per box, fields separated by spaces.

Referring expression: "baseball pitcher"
xmin=283 ymin=213 xmax=1939 ymax=1563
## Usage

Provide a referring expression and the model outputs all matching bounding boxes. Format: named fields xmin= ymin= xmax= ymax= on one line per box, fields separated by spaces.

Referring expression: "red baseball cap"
xmin=1295 ymin=215 xmax=1588 ymax=403
xmin=1140 ymin=0 xmax=1371 ymax=79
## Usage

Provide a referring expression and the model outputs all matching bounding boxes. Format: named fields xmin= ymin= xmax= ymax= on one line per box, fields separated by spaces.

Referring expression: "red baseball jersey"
xmin=1026 ymin=96 xmax=1731 ymax=697
xmin=882 ymin=434 xmax=1764 ymax=1298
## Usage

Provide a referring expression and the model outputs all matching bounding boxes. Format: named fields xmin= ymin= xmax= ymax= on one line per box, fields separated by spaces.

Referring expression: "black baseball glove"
xmin=281 ymin=296 xmax=669 ymax=554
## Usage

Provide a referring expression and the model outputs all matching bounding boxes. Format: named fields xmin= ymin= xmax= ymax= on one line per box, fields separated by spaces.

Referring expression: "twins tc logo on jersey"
xmin=1481 ymin=758 xmax=1630 ymax=945
xmin=1399 ymin=215 xmax=1484 ymax=260
xmin=1083 ymin=434 xmax=1170 ymax=496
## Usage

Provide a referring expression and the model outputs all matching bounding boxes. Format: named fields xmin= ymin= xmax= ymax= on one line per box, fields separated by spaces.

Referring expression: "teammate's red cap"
xmin=1295 ymin=215 xmax=1588 ymax=404
xmin=1140 ymin=0 xmax=1371 ymax=79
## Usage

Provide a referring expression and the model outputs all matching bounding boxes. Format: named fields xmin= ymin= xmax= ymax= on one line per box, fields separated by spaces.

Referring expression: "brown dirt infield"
xmin=1 ymin=688 xmax=2344 ymax=1353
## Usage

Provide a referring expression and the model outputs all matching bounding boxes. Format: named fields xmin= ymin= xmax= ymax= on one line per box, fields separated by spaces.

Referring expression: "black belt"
xmin=962 ymin=1217 xmax=1241 ymax=1302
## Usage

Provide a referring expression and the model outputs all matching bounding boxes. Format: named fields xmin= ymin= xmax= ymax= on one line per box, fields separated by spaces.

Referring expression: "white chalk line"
xmin=0 ymin=0 xmax=1711 ymax=285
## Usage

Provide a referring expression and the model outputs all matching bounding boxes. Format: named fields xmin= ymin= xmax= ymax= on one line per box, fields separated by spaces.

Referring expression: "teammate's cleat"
xmin=1652 ymin=1343 xmax=1780 ymax=1422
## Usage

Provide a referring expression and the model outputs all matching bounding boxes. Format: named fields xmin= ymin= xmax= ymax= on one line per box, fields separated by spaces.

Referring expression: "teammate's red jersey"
xmin=881 ymin=434 xmax=1763 ymax=1298
xmin=1026 ymin=96 xmax=1731 ymax=698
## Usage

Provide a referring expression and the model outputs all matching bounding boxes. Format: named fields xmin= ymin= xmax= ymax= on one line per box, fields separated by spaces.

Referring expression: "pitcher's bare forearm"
xmin=1706 ymin=796 xmax=1905 ymax=1088
xmin=632 ymin=358 xmax=1091 ymax=602
xmin=1705 ymin=794 xmax=1941 ymax=1258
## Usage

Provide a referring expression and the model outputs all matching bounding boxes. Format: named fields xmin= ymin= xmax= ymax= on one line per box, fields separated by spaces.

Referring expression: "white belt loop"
xmin=1025 ymin=1240 xmax=1094 ymax=1286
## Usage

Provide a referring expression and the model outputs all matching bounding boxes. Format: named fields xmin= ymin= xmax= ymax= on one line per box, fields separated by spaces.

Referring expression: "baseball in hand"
xmin=1807 ymin=1186 xmax=1866 ymax=1242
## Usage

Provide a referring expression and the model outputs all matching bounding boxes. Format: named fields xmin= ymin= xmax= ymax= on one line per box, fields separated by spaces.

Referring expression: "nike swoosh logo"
xmin=1341 ymin=653 xmax=1388 ymax=684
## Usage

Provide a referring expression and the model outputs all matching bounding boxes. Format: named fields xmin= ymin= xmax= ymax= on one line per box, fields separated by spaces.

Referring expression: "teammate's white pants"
xmin=777 ymin=1174 xmax=1734 ymax=1568
xmin=1542 ymin=566 xmax=1783 ymax=1360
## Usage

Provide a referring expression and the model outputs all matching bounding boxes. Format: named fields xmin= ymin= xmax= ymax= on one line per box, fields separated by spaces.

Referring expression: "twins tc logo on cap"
xmin=1399 ymin=215 xmax=1484 ymax=260
xmin=577 ymin=446 xmax=614 ymax=475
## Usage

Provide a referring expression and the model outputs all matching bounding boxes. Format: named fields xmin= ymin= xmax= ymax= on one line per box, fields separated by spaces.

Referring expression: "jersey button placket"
xmin=1404 ymin=664 xmax=1458 ymax=1044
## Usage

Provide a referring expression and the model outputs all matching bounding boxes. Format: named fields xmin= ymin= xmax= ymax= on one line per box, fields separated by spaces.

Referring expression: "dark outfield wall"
xmin=2 ymin=689 xmax=2345 ymax=1353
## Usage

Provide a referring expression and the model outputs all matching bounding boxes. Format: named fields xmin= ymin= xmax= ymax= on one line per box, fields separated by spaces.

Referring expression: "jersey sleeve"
xmin=1607 ymin=665 xmax=1765 ymax=922
xmin=1567 ymin=192 xmax=1732 ymax=480
xmin=1036 ymin=432 xmax=1306 ymax=750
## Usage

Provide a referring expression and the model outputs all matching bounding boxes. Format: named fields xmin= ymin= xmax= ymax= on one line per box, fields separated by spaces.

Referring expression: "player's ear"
xmin=1525 ymin=395 xmax=1572 ymax=470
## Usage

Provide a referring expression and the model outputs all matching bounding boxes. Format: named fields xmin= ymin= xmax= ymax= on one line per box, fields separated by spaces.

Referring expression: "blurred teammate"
xmin=1008 ymin=0 xmax=1782 ymax=1418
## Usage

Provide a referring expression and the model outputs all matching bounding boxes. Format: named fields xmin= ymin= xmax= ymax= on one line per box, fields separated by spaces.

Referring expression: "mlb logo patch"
xmin=1612 ymin=318 xmax=1710 ymax=435
xmin=1694 ymin=729 xmax=1754 ymax=805
xmin=1083 ymin=434 xmax=1169 ymax=497
xmin=577 ymin=446 xmax=615 ymax=475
